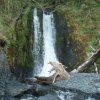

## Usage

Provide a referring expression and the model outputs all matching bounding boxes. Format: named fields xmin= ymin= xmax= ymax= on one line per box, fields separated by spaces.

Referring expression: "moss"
xmin=14 ymin=6 xmax=33 ymax=68
xmin=55 ymin=7 xmax=87 ymax=69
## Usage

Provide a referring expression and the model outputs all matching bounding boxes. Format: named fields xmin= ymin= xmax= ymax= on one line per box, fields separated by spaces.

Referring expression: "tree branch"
xmin=71 ymin=48 xmax=100 ymax=73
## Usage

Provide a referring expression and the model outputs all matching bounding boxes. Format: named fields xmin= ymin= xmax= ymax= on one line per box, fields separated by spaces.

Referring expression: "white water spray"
xmin=39 ymin=11 xmax=58 ymax=76
xmin=33 ymin=8 xmax=42 ymax=75
xmin=33 ymin=8 xmax=58 ymax=76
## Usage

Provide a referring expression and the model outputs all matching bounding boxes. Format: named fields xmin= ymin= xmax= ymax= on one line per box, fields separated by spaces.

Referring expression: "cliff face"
xmin=0 ymin=0 xmax=99 ymax=72
xmin=0 ymin=47 xmax=11 ymax=97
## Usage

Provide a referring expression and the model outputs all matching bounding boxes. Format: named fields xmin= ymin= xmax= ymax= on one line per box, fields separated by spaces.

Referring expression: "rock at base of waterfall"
xmin=0 ymin=48 xmax=33 ymax=97
xmin=53 ymin=73 xmax=100 ymax=94
xmin=21 ymin=94 xmax=37 ymax=100
xmin=38 ymin=94 xmax=59 ymax=100
xmin=7 ymin=82 xmax=33 ymax=97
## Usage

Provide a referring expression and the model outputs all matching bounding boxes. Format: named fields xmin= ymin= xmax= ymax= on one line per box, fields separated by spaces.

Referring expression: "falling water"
xmin=33 ymin=8 xmax=42 ymax=75
xmin=39 ymin=11 xmax=58 ymax=76
xmin=33 ymin=8 xmax=58 ymax=76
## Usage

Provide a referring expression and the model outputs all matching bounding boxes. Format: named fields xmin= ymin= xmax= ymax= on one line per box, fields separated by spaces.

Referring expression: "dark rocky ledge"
xmin=0 ymin=48 xmax=33 ymax=98
xmin=53 ymin=73 xmax=100 ymax=94
xmin=27 ymin=73 xmax=100 ymax=95
xmin=6 ymin=82 xmax=33 ymax=97
xmin=32 ymin=73 xmax=100 ymax=100
xmin=25 ymin=73 xmax=100 ymax=100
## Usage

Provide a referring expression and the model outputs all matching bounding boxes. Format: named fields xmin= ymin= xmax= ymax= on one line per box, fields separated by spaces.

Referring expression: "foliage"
xmin=55 ymin=0 xmax=100 ymax=71
xmin=31 ymin=0 xmax=66 ymax=9
xmin=14 ymin=8 xmax=33 ymax=67
xmin=0 ymin=0 xmax=33 ymax=68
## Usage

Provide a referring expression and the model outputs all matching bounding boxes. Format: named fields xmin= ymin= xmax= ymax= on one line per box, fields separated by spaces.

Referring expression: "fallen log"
xmin=71 ymin=49 xmax=100 ymax=73
xmin=27 ymin=62 xmax=70 ymax=84
xmin=35 ymin=74 xmax=61 ymax=84
xmin=26 ymin=74 xmax=60 ymax=84
xmin=48 ymin=61 xmax=70 ymax=83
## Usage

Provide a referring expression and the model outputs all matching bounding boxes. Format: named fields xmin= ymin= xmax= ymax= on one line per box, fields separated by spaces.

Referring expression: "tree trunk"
xmin=71 ymin=49 xmax=100 ymax=73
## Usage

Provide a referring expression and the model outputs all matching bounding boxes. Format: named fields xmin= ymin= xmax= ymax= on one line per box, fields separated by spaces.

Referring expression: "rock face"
xmin=54 ymin=11 xmax=80 ymax=71
xmin=0 ymin=47 xmax=11 ymax=97
xmin=0 ymin=48 xmax=33 ymax=98
xmin=0 ymin=47 xmax=11 ymax=78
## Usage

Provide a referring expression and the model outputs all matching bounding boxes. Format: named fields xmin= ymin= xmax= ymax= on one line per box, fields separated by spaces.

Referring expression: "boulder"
xmin=53 ymin=73 xmax=100 ymax=94
xmin=0 ymin=48 xmax=33 ymax=98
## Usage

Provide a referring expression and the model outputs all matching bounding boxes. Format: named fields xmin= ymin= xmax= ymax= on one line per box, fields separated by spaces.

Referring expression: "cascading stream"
xmin=33 ymin=8 xmax=42 ymax=75
xmin=33 ymin=8 xmax=58 ymax=76
xmin=39 ymin=11 xmax=59 ymax=76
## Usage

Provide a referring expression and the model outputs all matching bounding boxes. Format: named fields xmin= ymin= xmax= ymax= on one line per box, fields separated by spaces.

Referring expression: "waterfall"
xmin=33 ymin=8 xmax=42 ymax=75
xmin=39 ymin=11 xmax=58 ymax=76
xmin=33 ymin=8 xmax=58 ymax=76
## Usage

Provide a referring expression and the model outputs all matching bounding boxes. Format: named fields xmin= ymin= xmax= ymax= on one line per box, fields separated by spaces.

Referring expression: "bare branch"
xmin=71 ymin=49 xmax=100 ymax=73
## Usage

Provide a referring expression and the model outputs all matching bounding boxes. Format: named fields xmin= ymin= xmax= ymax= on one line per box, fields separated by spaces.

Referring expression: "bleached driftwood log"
xmin=28 ymin=62 xmax=70 ymax=84
xmin=71 ymin=49 xmax=100 ymax=73
xmin=48 ymin=61 xmax=70 ymax=83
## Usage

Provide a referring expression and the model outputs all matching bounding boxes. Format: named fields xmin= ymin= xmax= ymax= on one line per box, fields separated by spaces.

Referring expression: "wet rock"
xmin=0 ymin=47 xmax=11 ymax=97
xmin=0 ymin=47 xmax=11 ymax=80
xmin=56 ymin=90 xmax=77 ymax=100
xmin=38 ymin=94 xmax=59 ymax=100
xmin=0 ymin=48 xmax=34 ymax=97
xmin=24 ymin=73 xmax=100 ymax=99
xmin=32 ymin=73 xmax=100 ymax=100
xmin=7 ymin=82 xmax=33 ymax=97
xmin=21 ymin=94 xmax=37 ymax=100
xmin=53 ymin=73 xmax=100 ymax=94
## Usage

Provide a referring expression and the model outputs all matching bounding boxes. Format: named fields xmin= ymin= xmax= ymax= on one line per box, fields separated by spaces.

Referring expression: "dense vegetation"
xmin=0 ymin=0 xmax=33 ymax=68
xmin=0 ymin=0 xmax=99 ymax=72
